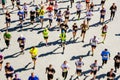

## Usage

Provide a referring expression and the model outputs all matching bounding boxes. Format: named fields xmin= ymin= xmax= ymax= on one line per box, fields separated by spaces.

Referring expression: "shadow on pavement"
xmin=14 ymin=62 xmax=32 ymax=73
xmin=82 ymin=43 xmax=91 ymax=48
xmin=4 ymin=51 xmax=22 ymax=60
xmin=38 ymin=47 xmax=61 ymax=57
xmin=70 ymin=50 xmax=90 ymax=60
xmin=115 ymin=34 xmax=120 ymax=36
xmin=96 ymin=73 xmax=106 ymax=80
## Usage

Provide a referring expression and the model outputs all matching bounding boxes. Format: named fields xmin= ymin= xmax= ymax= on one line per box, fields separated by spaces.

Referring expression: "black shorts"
xmin=5 ymin=40 xmax=10 ymax=46
xmin=44 ymin=37 xmax=48 ymax=39
xmin=82 ymin=30 xmax=86 ymax=33
xmin=0 ymin=61 xmax=3 ymax=64
xmin=48 ymin=74 xmax=53 ymax=79
xmin=77 ymin=10 xmax=81 ymax=14
xmin=16 ymin=2 xmax=20 ymax=5
xmin=87 ymin=18 xmax=91 ymax=21
xmin=30 ymin=16 xmax=35 ymax=21
xmin=32 ymin=57 xmax=37 ymax=60
xmin=100 ymin=15 xmax=105 ymax=19
xmin=86 ymin=2 xmax=90 ymax=4
xmin=101 ymin=1 xmax=105 ymax=4
xmin=2 ymin=3 xmax=5 ymax=5
xmin=19 ymin=17 xmax=23 ymax=21
xmin=91 ymin=70 xmax=97 ymax=75
xmin=54 ymin=9 xmax=58 ymax=14
xmin=91 ymin=45 xmax=96 ymax=48
xmin=56 ymin=18 xmax=62 ymax=22
xmin=6 ymin=74 xmax=13 ymax=78
xmin=19 ymin=45 xmax=25 ymax=48
xmin=114 ymin=62 xmax=120 ymax=68
xmin=49 ymin=19 xmax=53 ymax=23
xmin=76 ymin=69 xmax=82 ymax=74
xmin=73 ymin=30 xmax=77 ymax=33
xmin=65 ymin=16 xmax=69 ymax=19
xmin=102 ymin=60 xmax=107 ymax=64
xmin=24 ymin=11 xmax=27 ymax=14
xmin=6 ymin=19 xmax=11 ymax=23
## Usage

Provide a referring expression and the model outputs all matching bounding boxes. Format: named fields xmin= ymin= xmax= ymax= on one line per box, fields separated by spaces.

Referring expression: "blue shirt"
xmin=101 ymin=51 xmax=110 ymax=60
xmin=28 ymin=76 xmax=39 ymax=80
xmin=17 ymin=11 xmax=24 ymax=19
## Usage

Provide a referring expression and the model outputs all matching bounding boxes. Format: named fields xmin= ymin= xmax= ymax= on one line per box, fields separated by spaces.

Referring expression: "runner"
xmin=86 ymin=9 xmax=93 ymax=27
xmin=60 ymin=21 xmax=69 ymax=33
xmin=101 ymin=0 xmax=106 ymax=8
xmin=54 ymin=1 xmax=59 ymax=19
xmin=90 ymin=2 xmax=94 ymax=12
xmin=29 ymin=46 xmax=38 ymax=69
xmin=72 ymin=23 xmax=78 ymax=40
xmin=107 ymin=68 xmax=116 ymax=80
xmin=101 ymin=48 xmax=110 ymax=67
xmin=35 ymin=5 xmax=40 ymax=20
xmin=17 ymin=34 xmax=26 ymax=54
xmin=113 ymin=52 xmax=120 ymax=73
xmin=75 ymin=57 xmax=84 ymax=78
xmin=30 ymin=8 xmax=36 ymax=24
xmin=5 ymin=62 xmax=14 ymax=80
xmin=85 ymin=0 xmax=90 ymax=10
xmin=100 ymin=7 xmax=106 ymax=23
xmin=70 ymin=0 xmax=74 ymax=8
xmin=45 ymin=64 xmax=56 ymax=80
xmin=43 ymin=28 xmax=49 ymax=46
xmin=22 ymin=2 xmax=28 ymax=20
xmin=0 ymin=54 xmax=3 ymax=71
xmin=110 ymin=3 xmax=117 ymax=21
xmin=101 ymin=24 xmax=108 ymax=43
xmin=5 ymin=10 xmax=11 ymax=29
xmin=38 ymin=6 xmax=45 ymax=28
xmin=28 ymin=72 xmax=39 ymax=80
xmin=90 ymin=60 xmax=98 ymax=80
xmin=80 ymin=20 xmax=89 ymax=42
xmin=13 ymin=74 xmax=21 ymax=80
xmin=3 ymin=31 xmax=11 ymax=49
xmin=11 ymin=0 xmax=15 ymax=9
xmin=76 ymin=1 xmax=82 ymax=20
xmin=56 ymin=10 xmax=63 ymax=29
xmin=17 ymin=8 xmax=24 ymax=29
xmin=48 ymin=11 xmax=53 ymax=28
xmin=61 ymin=60 xmax=70 ymax=80
xmin=63 ymin=8 xmax=70 ymax=24
xmin=59 ymin=31 xmax=66 ymax=54
xmin=16 ymin=0 xmax=20 ymax=10
xmin=1 ymin=0 xmax=6 ymax=12
xmin=89 ymin=36 xmax=99 ymax=56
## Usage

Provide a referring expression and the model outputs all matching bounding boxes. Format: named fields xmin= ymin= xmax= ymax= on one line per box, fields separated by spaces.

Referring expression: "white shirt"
xmin=48 ymin=12 xmax=53 ymax=19
xmin=86 ymin=11 xmax=93 ymax=19
xmin=61 ymin=63 xmax=69 ymax=72
xmin=76 ymin=3 xmax=82 ymax=10
xmin=75 ymin=60 xmax=84 ymax=69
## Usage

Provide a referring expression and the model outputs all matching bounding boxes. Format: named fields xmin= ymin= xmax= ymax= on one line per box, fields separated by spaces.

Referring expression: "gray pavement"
xmin=0 ymin=0 xmax=120 ymax=80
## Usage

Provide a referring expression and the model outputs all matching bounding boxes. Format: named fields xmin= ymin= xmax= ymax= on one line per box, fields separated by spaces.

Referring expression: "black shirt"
xmin=114 ymin=55 xmax=120 ymax=63
xmin=30 ymin=11 xmax=35 ymax=16
xmin=46 ymin=67 xmax=55 ymax=74
xmin=60 ymin=23 xmax=69 ymax=33
xmin=110 ymin=6 xmax=117 ymax=12
xmin=107 ymin=72 xmax=116 ymax=80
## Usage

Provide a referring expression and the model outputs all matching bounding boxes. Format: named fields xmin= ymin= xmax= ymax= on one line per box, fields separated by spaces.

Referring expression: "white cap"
xmin=20 ymin=34 xmax=23 ymax=38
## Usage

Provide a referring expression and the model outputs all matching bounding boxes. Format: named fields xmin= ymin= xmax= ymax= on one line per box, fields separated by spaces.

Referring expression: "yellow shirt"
xmin=38 ymin=9 xmax=45 ymax=16
xmin=29 ymin=48 xmax=38 ymax=58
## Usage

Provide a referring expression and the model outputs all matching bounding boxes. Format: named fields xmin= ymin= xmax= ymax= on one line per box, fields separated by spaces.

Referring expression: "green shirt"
xmin=60 ymin=33 xmax=66 ymax=42
xmin=4 ymin=33 xmax=11 ymax=39
xmin=43 ymin=30 xmax=48 ymax=37
xmin=2 ymin=0 xmax=6 ymax=4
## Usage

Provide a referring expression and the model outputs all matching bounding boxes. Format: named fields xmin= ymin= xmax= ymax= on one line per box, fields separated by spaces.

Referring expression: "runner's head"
xmin=118 ymin=52 xmax=120 ymax=56
xmin=104 ymin=48 xmax=107 ymax=51
xmin=79 ymin=57 xmax=82 ymax=61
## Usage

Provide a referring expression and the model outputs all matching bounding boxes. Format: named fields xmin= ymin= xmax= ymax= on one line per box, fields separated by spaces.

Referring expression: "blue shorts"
xmin=40 ymin=16 xmax=44 ymax=19
xmin=100 ymin=15 xmax=105 ymax=19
